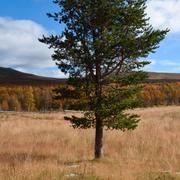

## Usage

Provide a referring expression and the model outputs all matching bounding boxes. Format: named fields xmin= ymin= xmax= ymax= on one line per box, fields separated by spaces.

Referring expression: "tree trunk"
xmin=95 ymin=115 xmax=103 ymax=159
xmin=94 ymin=43 xmax=103 ymax=158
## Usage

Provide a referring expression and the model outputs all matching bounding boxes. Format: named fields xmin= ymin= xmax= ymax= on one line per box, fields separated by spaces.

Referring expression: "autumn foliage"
xmin=0 ymin=83 xmax=179 ymax=112
xmin=0 ymin=86 xmax=60 ymax=111
xmin=139 ymin=82 xmax=180 ymax=107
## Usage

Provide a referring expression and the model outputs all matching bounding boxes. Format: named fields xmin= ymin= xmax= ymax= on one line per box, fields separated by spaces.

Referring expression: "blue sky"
xmin=0 ymin=0 xmax=179 ymax=77
xmin=0 ymin=0 xmax=62 ymax=32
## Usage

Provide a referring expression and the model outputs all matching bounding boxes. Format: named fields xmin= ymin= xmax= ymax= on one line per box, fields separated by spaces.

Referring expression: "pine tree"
xmin=39 ymin=0 xmax=168 ymax=158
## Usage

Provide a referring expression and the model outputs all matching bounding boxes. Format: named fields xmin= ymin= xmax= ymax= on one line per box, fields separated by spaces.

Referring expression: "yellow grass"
xmin=0 ymin=106 xmax=180 ymax=179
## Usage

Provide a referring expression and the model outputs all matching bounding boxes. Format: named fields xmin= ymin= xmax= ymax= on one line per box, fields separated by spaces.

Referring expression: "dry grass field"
xmin=0 ymin=106 xmax=180 ymax=180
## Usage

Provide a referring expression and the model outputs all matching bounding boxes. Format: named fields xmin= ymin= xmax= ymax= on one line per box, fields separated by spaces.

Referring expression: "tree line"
xmin=0 ymin=86 xmax=60 ymax=112
xmin=0 ymin=83 xmax=179 ymax=112
xmin=140 ymin=82 xmax=180 ymax=107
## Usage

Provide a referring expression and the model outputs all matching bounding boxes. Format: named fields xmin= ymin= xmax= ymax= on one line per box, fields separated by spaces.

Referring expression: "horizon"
xmin=1 ymin=66 xmax=180 ymax=80
xmin=0 ymin=0 xmax=180 ymax=77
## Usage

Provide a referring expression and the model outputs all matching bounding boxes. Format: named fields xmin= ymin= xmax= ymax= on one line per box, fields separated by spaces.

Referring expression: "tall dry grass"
xmin=0 ymin=106 xmax=180 ymax=179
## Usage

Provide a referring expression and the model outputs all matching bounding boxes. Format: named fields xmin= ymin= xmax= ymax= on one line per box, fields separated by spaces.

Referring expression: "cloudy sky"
xmin=0 ymin=0 xmax=180 ymax=77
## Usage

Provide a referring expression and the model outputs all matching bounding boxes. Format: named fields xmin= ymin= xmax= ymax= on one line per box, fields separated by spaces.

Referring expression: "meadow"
xmin=0 ymin=106 xmax=180 ymax=180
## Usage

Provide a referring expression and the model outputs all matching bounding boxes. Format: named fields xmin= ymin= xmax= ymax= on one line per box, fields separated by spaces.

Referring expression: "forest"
xmin=0 ymin=82 xmax=179 ymax=112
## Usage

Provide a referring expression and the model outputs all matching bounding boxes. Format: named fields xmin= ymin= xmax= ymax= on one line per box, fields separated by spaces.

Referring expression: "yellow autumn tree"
xmin=24 ymin=86 xmax=35 ymax=111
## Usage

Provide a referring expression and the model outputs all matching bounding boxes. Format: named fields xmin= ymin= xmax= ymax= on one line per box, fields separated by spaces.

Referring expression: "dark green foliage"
xmin=39 ymin=0 xmax=168 ymax=158
xmin=64 ymin=115 xmax=95 ymax=129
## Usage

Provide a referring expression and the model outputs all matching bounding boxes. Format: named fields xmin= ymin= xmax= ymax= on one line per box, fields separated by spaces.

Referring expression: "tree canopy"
xmin=39 ymin=0 xmax=169 ymax=158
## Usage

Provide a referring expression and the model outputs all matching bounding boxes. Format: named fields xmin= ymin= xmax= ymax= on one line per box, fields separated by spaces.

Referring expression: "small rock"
xmin=65 ymin=173 xmax=79 ymax=177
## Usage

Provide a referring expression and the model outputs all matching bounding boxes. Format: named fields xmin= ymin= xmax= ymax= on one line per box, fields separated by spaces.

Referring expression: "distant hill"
xmin=0 ymin=67 xmax=180 ymax=85
xmin=0 ymin=67 xmax=66 ymax=86
xmin=146 ymin=72 xmax=180 ymax=83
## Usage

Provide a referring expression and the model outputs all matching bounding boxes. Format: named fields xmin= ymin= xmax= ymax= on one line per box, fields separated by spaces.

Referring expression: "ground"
xmin=0 ymin=106 xmax=180 ymax=180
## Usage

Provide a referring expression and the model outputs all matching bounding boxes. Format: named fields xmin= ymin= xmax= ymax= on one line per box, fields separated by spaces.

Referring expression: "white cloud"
xmin=159 ymin=60 xmax=180 ymax=67
xmin=159 ymin=60 xmax=180 ymax=71
xmin=38 ymin=69 xmax=68 ymax=78
xmin=146 ymin=0 xmax=180 ymax=33
xmin=15 ymin=66 xmax=67 ymax=78
xmin=144 ymin=59 xmax=180 ymax=73
xmin=0 ymin=17 xmax=63 ymax=77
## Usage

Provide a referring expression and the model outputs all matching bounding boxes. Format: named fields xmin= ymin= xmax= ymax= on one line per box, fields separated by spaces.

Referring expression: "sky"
xmin=0 ymin=0 xmax=180 ymax=78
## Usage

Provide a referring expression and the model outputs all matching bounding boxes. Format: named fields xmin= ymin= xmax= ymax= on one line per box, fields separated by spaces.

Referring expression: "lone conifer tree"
xmin=39 ymin=0 xmax=168 ymax=159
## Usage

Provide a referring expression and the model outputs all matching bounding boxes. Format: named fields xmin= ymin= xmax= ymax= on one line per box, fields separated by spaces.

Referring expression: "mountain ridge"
xmin=0 ymin=67 xmax=180 ymax=86
xmin=0 ymin=67 xmax=66 ymax=86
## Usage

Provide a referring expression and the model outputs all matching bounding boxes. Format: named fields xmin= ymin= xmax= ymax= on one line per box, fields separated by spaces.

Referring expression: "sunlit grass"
xmin=0 ymin=106 xmax=180 ymax=179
